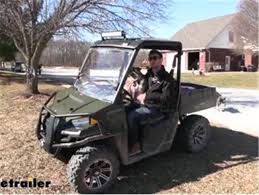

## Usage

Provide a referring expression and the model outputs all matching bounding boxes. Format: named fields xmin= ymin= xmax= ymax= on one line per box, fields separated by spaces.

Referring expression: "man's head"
xmin=148 ymin=50 xmax=163 ymax=71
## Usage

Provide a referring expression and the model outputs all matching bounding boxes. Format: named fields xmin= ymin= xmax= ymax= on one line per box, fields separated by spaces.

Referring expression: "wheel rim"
xmin=84 ymin=159 xmax=112 ymax=190
xmin=192 ymin=124 xmax=206 ymax=145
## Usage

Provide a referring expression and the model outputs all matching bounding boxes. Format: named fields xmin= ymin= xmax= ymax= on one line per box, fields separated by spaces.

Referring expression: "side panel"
xmin=95 ymin=104 xmax=128 ymax=135
xmin=94 ymin=104 xmax=129 ymax=165
xmin=142 ymin=112 xmax=179 ymax=153
xmin=126 ymin=112 xmax=179 ymax=165
xmin=180 ymin=83 xmax=220 ymax=114
xmin=113 ymin=134 xmax=128 ymax=165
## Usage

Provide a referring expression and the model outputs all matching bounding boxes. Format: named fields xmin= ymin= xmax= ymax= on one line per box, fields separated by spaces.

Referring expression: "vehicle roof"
xmin=94 ymin=38 xmax=182 ymax=51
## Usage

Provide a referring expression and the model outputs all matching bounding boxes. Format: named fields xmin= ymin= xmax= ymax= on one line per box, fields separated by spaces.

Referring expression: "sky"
xmin=152 ymin=0 xmax=240 ymax=39
xmin=87 ymin=0 xmax=240 ymax=41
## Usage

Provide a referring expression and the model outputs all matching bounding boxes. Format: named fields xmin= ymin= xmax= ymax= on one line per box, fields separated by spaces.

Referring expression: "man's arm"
xmin=145 ymin=91 xmax=161 ymax=103
xmin=161 ymin=79 xmax=175 ymax=105
xmin=145 ymin=78 xmax=175 ymax=104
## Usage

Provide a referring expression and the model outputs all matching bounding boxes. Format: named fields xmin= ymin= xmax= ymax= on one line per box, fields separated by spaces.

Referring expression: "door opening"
xmin=188 ymin=52 xmax=200 ymax=70
xmin=225 ymin=56 xmax=231 ymax=71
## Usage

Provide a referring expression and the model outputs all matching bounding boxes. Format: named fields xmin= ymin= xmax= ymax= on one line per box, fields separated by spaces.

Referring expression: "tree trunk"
xmin=26 ymin=62 xmax=39 ymax=94
xmin=23 ymin=36 xmax=49 ymax=95
xmin=26 ymin=68 xmax=39 ymax=94
xmin=26 ymin=76 xmax=39 ymax=94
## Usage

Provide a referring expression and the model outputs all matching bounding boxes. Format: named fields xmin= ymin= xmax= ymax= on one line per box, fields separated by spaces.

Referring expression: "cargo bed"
xmin=180 ymin=83 xmax=220 ymax=115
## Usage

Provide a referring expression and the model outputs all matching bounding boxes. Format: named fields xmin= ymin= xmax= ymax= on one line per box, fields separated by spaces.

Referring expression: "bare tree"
xmin=0 ymin=0 xmax=169 ymax=94
xmin=233 ymin=0 xmax=259 ymax=53
xmin=41 ymin=39 xmax=91 ymax=67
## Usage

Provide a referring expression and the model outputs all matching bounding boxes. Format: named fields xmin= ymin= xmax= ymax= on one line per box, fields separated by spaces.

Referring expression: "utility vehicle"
xmin=36 ymin=31 xmax=222 ymax=193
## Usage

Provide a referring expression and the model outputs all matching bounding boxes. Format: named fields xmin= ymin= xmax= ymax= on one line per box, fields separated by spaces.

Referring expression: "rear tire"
xmin=177 ymin=115 xmax=210 ymax=153
xmin=67 ymin=145 xmax=119 ymax=194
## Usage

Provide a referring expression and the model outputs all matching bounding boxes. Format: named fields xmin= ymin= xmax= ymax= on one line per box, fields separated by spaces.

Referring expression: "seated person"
xmin=127 ymin=49 xmax=175 ymax=154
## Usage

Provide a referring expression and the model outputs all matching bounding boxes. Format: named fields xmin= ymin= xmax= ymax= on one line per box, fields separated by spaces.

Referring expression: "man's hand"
xmin=137 ymin=93 xmax=146 ymax=105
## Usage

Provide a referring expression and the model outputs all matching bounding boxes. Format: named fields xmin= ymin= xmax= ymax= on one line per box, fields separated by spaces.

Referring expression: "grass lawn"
xmin=0 ymin=82 xmax=258 ymax=193
xmin=181 ymin=72 xmax=259 ymax=90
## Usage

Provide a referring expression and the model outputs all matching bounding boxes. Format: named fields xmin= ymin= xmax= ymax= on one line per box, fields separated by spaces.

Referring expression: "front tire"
xmin=67 ymin=145 xmax=119 ymax=194
xmin=178 ymin=115 xmax=211 ymax=153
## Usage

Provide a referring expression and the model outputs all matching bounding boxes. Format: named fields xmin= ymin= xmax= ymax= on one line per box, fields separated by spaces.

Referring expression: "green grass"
xmin=181 ymin=72 xmax=259 ymax=90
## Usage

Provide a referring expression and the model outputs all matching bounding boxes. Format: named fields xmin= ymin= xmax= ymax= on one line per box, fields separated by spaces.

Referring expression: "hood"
xmin=48 ymin=87 xmax=111 ymax=115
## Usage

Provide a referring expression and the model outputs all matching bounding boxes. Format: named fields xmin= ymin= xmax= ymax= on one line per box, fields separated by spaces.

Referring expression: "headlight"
xmin=71 ymin=117 xmax=98 ymax=129
xmin=71 ymin=117 xmax=90 ymax=129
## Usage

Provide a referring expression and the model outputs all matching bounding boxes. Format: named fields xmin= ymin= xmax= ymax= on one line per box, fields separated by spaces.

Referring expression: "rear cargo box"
xmin=180 ymin=83 xmax=220 ymax=114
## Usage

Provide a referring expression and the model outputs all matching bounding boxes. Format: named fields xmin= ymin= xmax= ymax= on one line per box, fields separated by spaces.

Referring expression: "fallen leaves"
xmin=0 ymin=83 xmax=258 ymax=193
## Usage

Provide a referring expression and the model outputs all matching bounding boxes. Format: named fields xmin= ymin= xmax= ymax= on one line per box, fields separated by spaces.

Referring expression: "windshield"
xmin=75 ymin=47 xmax=133 ymax=103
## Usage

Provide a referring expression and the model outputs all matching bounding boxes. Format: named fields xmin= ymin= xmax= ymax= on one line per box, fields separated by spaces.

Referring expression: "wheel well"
xmin=179 ymin=114 xmax=187 ymax=124
xmin=77 ymin=137 xmax=121 ymax=162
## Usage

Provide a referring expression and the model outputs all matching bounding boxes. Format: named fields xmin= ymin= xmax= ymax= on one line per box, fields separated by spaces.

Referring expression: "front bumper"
xmin=36 ymin=94 xmax=104 ymax=154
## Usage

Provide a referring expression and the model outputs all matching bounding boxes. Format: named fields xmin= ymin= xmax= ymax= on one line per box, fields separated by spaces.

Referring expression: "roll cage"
xmin=86 ymin=38 xmax=183 ymax=108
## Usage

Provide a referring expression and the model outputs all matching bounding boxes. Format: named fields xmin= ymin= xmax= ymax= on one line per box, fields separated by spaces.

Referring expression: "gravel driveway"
xmin=196 ymin=88 xmax=259 ymax=137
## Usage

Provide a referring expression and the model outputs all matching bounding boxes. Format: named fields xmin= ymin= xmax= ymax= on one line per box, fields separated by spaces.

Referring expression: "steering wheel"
xmin=129 ymin=67 xmax=143 ymax=80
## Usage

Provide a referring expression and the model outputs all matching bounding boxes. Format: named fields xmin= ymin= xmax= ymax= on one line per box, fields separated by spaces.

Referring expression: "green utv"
xmin=36 ymin=31 xmax=222 ymax=193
